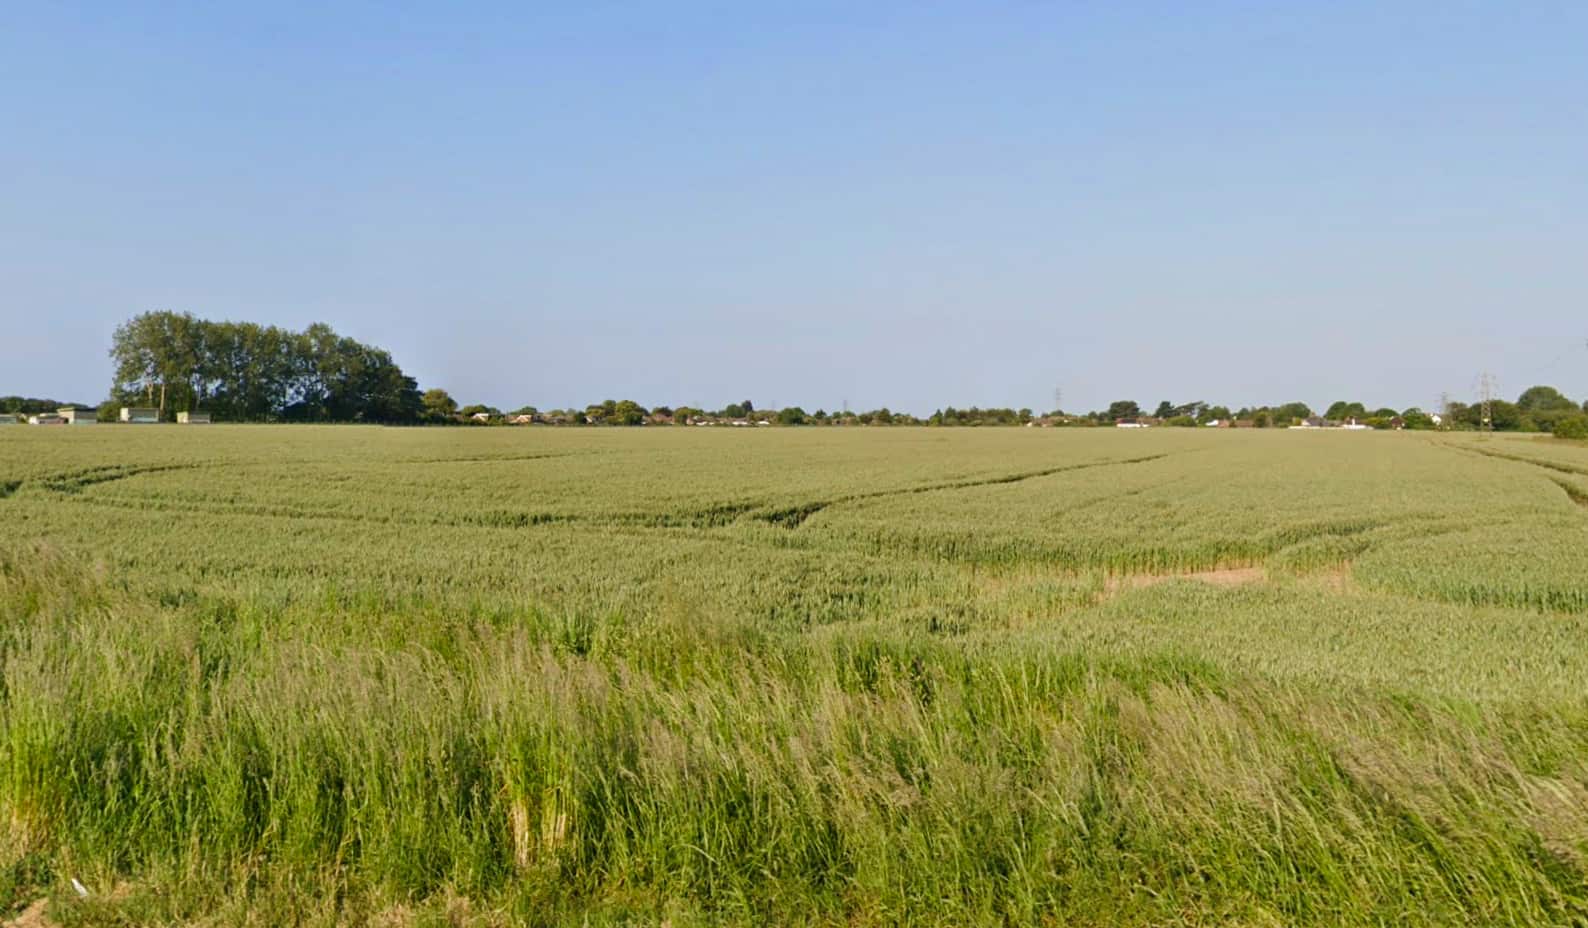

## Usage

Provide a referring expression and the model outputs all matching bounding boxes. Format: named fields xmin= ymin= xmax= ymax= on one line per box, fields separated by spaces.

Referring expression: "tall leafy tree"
xmin=422 ymin=389 xmax=459 ymax=420
xmin=1106 ymin=400 xmax=1141 ymax=420
xmin=1517 ymin=385 xmax=1575 ymax=411
xmin=1515 ymin=385 xmax=1578 ymax=432
xmin=1324 ymin=401 xmax=1368 ymax=421
xmin=1272 ymin=402 xmax=1313 ymax=424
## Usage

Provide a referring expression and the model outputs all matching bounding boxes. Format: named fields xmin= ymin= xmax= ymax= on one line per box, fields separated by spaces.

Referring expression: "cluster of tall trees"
xmin=109 ymin=312 xmax=421 ymax=422
xmin=1445 ymin=385 xmax=1587 ymax=434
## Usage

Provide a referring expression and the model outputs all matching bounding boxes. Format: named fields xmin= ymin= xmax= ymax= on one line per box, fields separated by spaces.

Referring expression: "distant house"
xmin=177 ymin=411 xmax=210 ymax=425
xmin=0 ymin=414 xmax=17 ymax=425
xmin=28 ymin=414 xmax=65 ymax=425
xmin=1115 ymin=419 xmax=1149 ymax=429
xmin=1389 ymin=416 xmax=1406 ymax=430
xmin=507 ymin=414 xmax=534 ymax=425
xmin=120 ymin=407 xmax=159 ymax=424
xmin=1233 ymin=419 xmax=1256 ymax=428
xmin=470 ymin=412 xmax=492 ymax=422
xmin=58 ymin=407 xmax=96 ymax=425
xmin=1290 ymin=416 xmax=1375 ymax=431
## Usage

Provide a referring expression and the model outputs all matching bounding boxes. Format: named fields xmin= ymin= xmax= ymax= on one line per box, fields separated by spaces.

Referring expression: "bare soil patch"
xmin=1105 ymin=566 xmax=1265 ymax=595
xmin=4 ymin=900 xmax=54 ymax=928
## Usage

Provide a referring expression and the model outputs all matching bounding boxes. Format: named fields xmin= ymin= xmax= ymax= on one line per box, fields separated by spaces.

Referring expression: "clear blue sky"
xmin=4 ymin=2 xmax=1586 ymax=414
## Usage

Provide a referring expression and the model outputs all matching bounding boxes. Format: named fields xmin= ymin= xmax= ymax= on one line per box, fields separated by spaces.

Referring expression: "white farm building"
xmin=120 ymin=407 xmax=159 ymax=423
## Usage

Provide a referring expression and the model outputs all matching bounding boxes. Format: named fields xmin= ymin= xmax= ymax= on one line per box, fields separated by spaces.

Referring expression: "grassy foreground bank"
xmin=5 ymin=551 xmax=1588 ymax=926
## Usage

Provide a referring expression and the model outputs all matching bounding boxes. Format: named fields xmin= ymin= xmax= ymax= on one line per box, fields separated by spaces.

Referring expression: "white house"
xmin=120 ymin=407 xmax=159 ymax=423
xmin=177 ymin=411 xmax=211 ymax=424
xmin=59 ymin=407 xmax=96 ymax=425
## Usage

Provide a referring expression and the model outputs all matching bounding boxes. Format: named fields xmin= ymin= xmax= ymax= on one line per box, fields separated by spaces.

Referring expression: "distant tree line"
xmin=415 ymin=392 xmax=931 ymax=426
xmin=108 ymin=312 xmax=422 ymax=422
xmin=929 ymin=407 xmax=1034 ymax=426
xmin=1 ymin=396 xmax=90 ymax=415
xmin=419 ymin=387 xmax=1588 ymax=438
xmin=1077 ymin=388 xmax=1588 ymax=435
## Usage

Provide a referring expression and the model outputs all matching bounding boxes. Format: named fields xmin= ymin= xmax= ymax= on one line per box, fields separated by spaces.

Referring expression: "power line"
xmin=1535 ymin=337 xmax=1588 ymax=378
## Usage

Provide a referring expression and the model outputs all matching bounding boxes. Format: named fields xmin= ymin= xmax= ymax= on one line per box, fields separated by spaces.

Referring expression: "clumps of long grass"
xmin=5 ymin=552 xmax=1588 ymax=926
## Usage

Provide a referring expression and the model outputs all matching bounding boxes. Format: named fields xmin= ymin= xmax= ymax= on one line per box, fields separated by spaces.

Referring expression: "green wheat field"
xmin=4 ymin=426 xmax=1588 ymax=926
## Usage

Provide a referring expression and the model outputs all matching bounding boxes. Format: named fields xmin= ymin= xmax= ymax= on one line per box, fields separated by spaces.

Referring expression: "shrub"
xmin=1553 ymin=414 xmax=1588 ymax=441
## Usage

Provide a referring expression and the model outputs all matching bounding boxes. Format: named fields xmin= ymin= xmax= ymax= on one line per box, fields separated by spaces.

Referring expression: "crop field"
xmin=4 ymin=426 xmax=1588 ymax=926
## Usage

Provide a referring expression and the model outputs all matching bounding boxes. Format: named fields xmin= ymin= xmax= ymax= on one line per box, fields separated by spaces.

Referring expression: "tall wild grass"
xmin=4 ymin=549 xmax=1588 ymax=926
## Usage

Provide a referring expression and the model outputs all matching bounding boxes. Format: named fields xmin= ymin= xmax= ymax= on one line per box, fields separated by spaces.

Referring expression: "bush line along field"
xmin=3 ymin=427 xmax=1588 ymax=925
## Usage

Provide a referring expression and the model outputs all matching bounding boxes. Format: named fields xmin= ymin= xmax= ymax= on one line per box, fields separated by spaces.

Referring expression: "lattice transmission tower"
xmin=1477 ymin=372 xmax=1498 ymax=432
